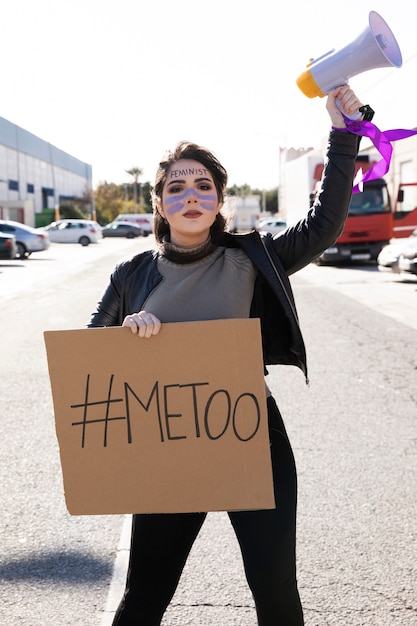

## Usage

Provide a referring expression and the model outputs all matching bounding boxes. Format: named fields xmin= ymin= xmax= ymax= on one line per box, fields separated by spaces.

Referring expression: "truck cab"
xmin=318 ymin=177 xmax=392 ymax=263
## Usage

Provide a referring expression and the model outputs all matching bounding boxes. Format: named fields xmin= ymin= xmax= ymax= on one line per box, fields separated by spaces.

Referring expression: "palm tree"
xmin=125 ymin=167 xmax=143 ymax=211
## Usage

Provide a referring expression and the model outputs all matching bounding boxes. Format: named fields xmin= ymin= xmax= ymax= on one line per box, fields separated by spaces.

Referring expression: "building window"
xmin=42 ymin=187 xmax=55 ymax=209
xmin=8 ymin=180 xmax=19 ymax=191
xmin=27 ymin=183 xmax=35 ymax=194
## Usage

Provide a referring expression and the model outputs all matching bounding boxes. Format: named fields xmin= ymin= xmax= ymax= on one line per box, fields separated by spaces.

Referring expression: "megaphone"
xmin=296 ymin=11 xmax=402 ymax=99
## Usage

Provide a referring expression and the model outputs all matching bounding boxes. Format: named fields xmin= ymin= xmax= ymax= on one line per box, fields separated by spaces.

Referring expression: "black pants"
xmin=112 ymin=396 xmax=304 ymax=625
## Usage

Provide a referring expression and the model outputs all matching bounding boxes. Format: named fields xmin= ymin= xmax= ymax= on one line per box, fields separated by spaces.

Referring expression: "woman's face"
xmin=158 ymin=159 xmax=220 ymax=247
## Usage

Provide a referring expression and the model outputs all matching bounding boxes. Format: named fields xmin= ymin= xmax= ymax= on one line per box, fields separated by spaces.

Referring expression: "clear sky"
xmin=1 ymin=0 xmax=415 ymax=190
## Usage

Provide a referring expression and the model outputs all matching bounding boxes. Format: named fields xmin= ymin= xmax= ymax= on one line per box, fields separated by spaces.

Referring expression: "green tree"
xmin=227 ymin=183 xmax=252 ymax=197
xmin=252 ymin=187 xmax=279 ymax=215
xmin=94 ymin=182 xmax=125 ymax=224
xmin=141 ymin=181 xmax=153 ymax=213
xmin=125 ymin=167 xmax=143 ymax=211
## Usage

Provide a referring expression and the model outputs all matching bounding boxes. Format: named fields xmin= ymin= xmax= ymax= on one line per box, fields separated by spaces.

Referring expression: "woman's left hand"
xmin=122 ymin=310 xmax=162 ymax=338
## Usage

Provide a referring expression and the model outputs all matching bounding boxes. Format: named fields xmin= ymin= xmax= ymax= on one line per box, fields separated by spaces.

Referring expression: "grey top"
xmin=143 ymin=246 xmax=257 ymax=324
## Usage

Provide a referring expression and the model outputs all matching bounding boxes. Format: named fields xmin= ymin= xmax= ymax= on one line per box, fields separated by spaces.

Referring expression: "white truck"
xmin=227 ymin=195 xmax=261 ymax=232
xmin=279 ymin=150 xmax=324 ymax=226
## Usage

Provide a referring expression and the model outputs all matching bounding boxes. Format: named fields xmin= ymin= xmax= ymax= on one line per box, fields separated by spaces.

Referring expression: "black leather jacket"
xmin=89 ymin=131 xmax=359 ymax=383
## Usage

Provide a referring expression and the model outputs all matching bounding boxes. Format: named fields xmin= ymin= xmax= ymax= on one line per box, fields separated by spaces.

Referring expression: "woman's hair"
xmin=152 ymin=141 xmax=228 ymax=243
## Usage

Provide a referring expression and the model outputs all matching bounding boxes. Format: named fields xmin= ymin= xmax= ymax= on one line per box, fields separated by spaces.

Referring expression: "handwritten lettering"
xmin=70 ymin=375 xmax=261 ymax=448
xmin=169 ymin=167 xmax=208 ymax=178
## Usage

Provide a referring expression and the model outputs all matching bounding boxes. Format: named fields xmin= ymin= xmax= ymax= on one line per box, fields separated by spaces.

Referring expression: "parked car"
xmin=0 ymin=232 xmax=17 ymax=260
xmin=102 ymin=221 xmax=143 ymax=238
xmin=398 ymin=231 xmax=417 ymax=276
xmin=377 ymin=228 xmax=417 ymax=271
xmin=115 ymin=213 xmax=153 ymax=235
xmin=43 ymin=219 xmax=102 ymax=245
xmin=257 ymin=218 xmax=287 ymax=236
xmin=0 ymin=220 xmax=50 ymax=259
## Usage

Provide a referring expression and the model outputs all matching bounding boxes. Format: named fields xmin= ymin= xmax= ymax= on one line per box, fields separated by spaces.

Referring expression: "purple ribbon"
xmin=343 ymin=115 xmax=417 ymax=193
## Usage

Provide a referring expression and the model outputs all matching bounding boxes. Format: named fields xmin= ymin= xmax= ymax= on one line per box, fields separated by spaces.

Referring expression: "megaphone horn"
xmin=296 ymin=11 xmax=402 ymax=99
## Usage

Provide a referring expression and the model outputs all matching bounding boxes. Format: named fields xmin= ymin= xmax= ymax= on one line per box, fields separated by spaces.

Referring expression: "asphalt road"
xmin=1 ymin=238 xmax=416 ymax=625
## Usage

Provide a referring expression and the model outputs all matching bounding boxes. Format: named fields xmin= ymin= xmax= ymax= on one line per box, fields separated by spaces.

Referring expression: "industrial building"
xmin=0 ymin=115 xmax=92 ymax=227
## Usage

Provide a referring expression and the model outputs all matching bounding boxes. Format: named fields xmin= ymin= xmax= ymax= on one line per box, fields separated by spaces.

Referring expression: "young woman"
xmin=89 ymin=85 xmax=364 ymax=626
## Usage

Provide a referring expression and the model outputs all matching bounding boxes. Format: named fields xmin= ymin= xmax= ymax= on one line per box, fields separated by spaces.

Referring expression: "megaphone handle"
xmin=336 ymin=97 xmax=362 ymax=121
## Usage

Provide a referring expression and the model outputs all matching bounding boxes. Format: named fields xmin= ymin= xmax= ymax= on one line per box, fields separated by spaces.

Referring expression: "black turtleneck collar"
xmin=158 ymin=236 xmax=217 ymax=264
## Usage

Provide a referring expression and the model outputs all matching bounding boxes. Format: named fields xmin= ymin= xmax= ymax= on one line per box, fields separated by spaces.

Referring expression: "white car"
xmin=377 ymin=228 xmax=417 ymax=271
xmin=43 ymin=219 xmax=102 ymax=245
xmin=257 ymin=218 xmax=287 ymax=236
xmin=398 ymin=231 xmax=417 ymax=276
xmin=0 ymin=219 xmax=50 ymax=258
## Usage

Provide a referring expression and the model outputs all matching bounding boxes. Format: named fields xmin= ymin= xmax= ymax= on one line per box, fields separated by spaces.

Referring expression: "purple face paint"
xmin=165 ymin=188 xmax=217 ymax=215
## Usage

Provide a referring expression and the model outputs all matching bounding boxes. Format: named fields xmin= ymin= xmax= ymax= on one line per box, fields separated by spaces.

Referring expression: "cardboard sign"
xmin=44 ymin=319 xmax=275 ymax=515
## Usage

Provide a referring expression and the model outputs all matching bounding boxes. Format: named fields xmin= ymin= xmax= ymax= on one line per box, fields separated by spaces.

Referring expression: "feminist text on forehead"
xmin=170 ymin=167 xmax=208 ymax=178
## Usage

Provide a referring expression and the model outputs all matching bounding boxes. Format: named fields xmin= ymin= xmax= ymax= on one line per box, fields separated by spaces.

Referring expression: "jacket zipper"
xmin=260 ymin=237 xmax=309 ymax=385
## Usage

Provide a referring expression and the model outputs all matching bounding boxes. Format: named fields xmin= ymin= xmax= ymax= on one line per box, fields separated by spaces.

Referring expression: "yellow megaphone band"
xmin=296 ymin=68 xmax=325 ymax=99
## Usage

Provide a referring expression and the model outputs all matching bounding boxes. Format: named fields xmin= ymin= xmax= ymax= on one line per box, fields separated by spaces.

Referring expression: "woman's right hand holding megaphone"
xmin=326 ymin=85 xmax=364 ymax=127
